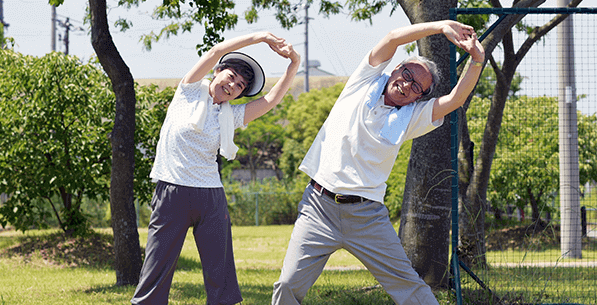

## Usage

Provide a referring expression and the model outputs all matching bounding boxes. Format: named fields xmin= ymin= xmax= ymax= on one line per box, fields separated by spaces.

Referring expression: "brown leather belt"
xmin=310 ymin=179 xmax=366 ymax=204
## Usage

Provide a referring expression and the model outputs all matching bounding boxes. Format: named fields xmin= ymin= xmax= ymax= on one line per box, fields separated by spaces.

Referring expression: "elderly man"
xmin=272 ymin=20 xmax=485 ymax=305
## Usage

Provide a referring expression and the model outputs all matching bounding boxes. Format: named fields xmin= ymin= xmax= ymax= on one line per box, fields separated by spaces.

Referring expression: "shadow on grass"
xmin=79 ymin=283 xmax=137 ymax=303
xmin=302 ymin=285 xmax=395 ymax=305
xmin=176 ymin=255 xmax=203 ymax=271
xmin=0 ymin=230 xmax=205 ymax=271
xmin=0 ymin=231 xmax=116 ymax=268
xmin=80 ymin=282 xmax=209 ymax=304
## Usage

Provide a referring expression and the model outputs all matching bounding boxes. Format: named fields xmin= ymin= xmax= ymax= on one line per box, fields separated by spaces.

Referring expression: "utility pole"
xmin=57 ymin=17 xmax=83 ymax=55
xmin=58 ymin=17 xmax=72 ymax=54
xmin=51 ymin=5 xmax=56 ymax=51
xmin=0 ymin=0 xmax=8 ymax=48
xmin=557 ymin=0 xmax=581 ymax=259
xmin=303 ymin=3 xmax=309 ymax=92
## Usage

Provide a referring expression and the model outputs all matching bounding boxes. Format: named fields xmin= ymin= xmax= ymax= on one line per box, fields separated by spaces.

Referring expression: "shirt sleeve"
xmin=175 ymin=80 xmax=204 ymax=103
xmin=231 ymin=103 xmax=247 ymax=129
xmin=342 ymin=50 xmax=393 ymax=94
xmin=405 ymin=98 xmax=445 ymax=141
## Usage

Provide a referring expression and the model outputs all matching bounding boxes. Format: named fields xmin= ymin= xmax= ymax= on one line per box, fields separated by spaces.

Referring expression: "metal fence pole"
xmin=255 ymin=193 xmax=259 ymax=226
xmin=581 ymin=206 xmax=587 ymax=237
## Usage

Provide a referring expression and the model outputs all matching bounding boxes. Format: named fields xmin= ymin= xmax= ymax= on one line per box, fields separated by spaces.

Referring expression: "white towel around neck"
xmin=365 ymin=73 xmax=415 ymax=145
xmin=189 ymin=79 xmax=239 ymax=160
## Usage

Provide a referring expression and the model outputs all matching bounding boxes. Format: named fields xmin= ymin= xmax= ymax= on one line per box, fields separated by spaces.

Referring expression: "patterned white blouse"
xmin=150 ymin=80 xmax=247 ymax=188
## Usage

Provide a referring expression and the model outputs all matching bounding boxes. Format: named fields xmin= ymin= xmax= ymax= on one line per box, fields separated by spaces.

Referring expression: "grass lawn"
xmin=0 ymin=225 xmax=595 ymax=304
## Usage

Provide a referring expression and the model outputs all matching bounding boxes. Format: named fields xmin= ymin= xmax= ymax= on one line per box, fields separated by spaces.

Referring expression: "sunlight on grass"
xmin=487 ymin=248 xmax=597 ymax=265
xmin=135 ymin=225 xmax=368 ymax=271
xmin=1 ymin=226 xmax=595 ymax=304
xmin=0 ymin=259 xmax=126 ymax=305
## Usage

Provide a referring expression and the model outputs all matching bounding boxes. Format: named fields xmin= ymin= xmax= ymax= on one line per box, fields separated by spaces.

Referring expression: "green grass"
xmin=1 ymin=226 xmax=595 ymax=304
xmin=486 ymin=248 xmax=597 ymax=265
xmin=459 ymin=266 xmax=597 ymax=304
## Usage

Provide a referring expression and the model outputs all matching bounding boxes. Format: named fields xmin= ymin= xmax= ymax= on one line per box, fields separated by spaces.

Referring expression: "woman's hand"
xmin=272 ymin=41 xmax=300 ymax=63
xmin=260 ymin=32 xmax=286 ymax=48
xmin=243 ymin=35 xmax=300 ymax=124
xmin=260 ymin=33 xmax=299 ymax=62
xmin=258 ymin=32 xmax=287 ymax=58
xmin=259 ymin=31 xmax=300 ymax=64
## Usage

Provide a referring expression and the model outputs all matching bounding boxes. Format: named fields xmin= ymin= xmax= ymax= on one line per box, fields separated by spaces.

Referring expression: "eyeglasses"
xmin=402 ymin=67 xmax=430 ymax=96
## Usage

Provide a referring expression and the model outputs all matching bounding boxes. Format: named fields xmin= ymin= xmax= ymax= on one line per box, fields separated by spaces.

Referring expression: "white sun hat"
xmin=219 ymin=52 xmax=265 ymax=97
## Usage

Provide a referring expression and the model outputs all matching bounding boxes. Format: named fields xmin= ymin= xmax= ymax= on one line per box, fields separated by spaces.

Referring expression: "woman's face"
xmin=209 ymin=68 xmax=248 ymax=104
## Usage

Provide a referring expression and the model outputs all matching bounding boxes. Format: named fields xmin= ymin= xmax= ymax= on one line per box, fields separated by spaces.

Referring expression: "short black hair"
xmin=214 ymin=58 xmax=255 ymax=99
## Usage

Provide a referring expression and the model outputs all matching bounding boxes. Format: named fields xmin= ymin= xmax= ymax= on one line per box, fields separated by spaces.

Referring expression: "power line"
xmin=56 ymin=17 xmax=84 ymax=55
xmin=309 ymin=22 xmax=348 ymax=76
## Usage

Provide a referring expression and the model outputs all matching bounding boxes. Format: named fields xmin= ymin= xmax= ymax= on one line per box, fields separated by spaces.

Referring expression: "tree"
xmin=279 ymin=83 xmax=342 ymax=179
xmin=49 ymin=0 xmax=241 ymax=286
xmin=125 ymin=0 xmax=238 ymax=55
xmin=0 ymin=49 xmax=171 ymax=235
xmin=226 ymin=95 xmax=292 ymax=182
xmin=133 ymin=83 xmax=174 ymax=206
xmin=468 ymin=95 xmax=597 ymax=224
xmin=390 ymin=0 xmax=459 ymax=288
xmin=0 ymin=50 xmax=112 ymax=236
xmin=474 ymin=61 xmax=523 ymax=101
xmin=82 ymin=0 xmax=142 ymax=286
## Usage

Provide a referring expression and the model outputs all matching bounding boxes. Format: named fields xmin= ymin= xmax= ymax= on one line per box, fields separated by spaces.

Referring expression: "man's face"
xmin=383 ymin=61 xmax=433 ymax=107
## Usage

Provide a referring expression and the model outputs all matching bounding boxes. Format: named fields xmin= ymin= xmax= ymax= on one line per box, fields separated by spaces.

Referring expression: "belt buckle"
xmin=334 ymin=194 xmax=343 ymax=204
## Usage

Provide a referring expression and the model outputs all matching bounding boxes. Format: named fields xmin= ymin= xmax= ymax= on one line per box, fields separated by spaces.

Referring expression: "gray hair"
xmin=399 ymin=56 xmax=441 ymax=96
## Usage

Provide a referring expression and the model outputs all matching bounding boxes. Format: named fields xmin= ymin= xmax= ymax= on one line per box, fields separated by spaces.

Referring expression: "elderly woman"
xmin=131 ymin=32 xmax=300 ymax=305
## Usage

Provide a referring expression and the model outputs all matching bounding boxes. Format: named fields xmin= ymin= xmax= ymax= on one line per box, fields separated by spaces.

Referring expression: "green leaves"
xmin=133 ymin=83 xmax=173 ymax=205
xmin=346 ymin=0 xmax=385 ymax=24
xmin=114 ymin=18 xmax=133 ymax=32
xmin=136 ymin=0 xmax=238 ymax=55
xmin=467 ymin=94 xmax=597 ymax=214
xmin=0 ymin=50 xmax=114 ymax=234
xmin=48 ymin=0 xmax=65 ymax=6
xmin=0 ymin=49 xmax=177 ymax=234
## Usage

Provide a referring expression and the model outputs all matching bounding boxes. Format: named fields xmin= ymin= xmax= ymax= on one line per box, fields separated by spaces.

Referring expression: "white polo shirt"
xmin=299 ymin=51 xmax=444 ymax=203
xmin=150 ymin=80 xmax=247 ymax=188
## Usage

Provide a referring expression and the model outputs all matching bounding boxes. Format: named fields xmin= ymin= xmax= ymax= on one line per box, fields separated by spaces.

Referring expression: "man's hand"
xmin=460 ymin=32 xmax=485 ymax=63
xmin=441 ymin=20 xmax=475 ymax=50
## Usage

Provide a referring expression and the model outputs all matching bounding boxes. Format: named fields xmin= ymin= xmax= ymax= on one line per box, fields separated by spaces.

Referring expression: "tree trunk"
xmin=457 ymin=113 xmax=487 ymax=268
xmin=397 ymin=0 xmax=456 ymax=289
xmin=399 ymin=125 xmax=453 ymax=288
xmin=527 ymin=187 xmax=542 ymax=223
xmin=89 ymin=0 xmax=142 ymax=286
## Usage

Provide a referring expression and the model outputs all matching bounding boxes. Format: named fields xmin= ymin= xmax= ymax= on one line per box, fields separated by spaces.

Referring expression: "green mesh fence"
xmin=451 ymin=7 xmax=597 ymax=305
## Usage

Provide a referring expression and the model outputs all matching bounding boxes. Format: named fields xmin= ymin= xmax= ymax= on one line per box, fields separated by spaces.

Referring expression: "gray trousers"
xmin=272 ymin=183 xmax=439 ymax=305
xmin=131 ymin=181 xmax=242 ymax=305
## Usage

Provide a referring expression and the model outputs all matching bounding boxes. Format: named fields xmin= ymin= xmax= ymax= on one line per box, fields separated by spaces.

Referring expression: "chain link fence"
xmin=453 ymin=8 xmax=597 ymax=304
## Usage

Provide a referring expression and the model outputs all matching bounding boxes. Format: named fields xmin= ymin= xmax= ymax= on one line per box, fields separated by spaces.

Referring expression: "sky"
xmin=4 ymin=0 xmax=572 ymax=80
xmin=4 ymin=0 xmax=414 ymax=79
xmin=3 ymin=0 xmax=595 ymax=116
